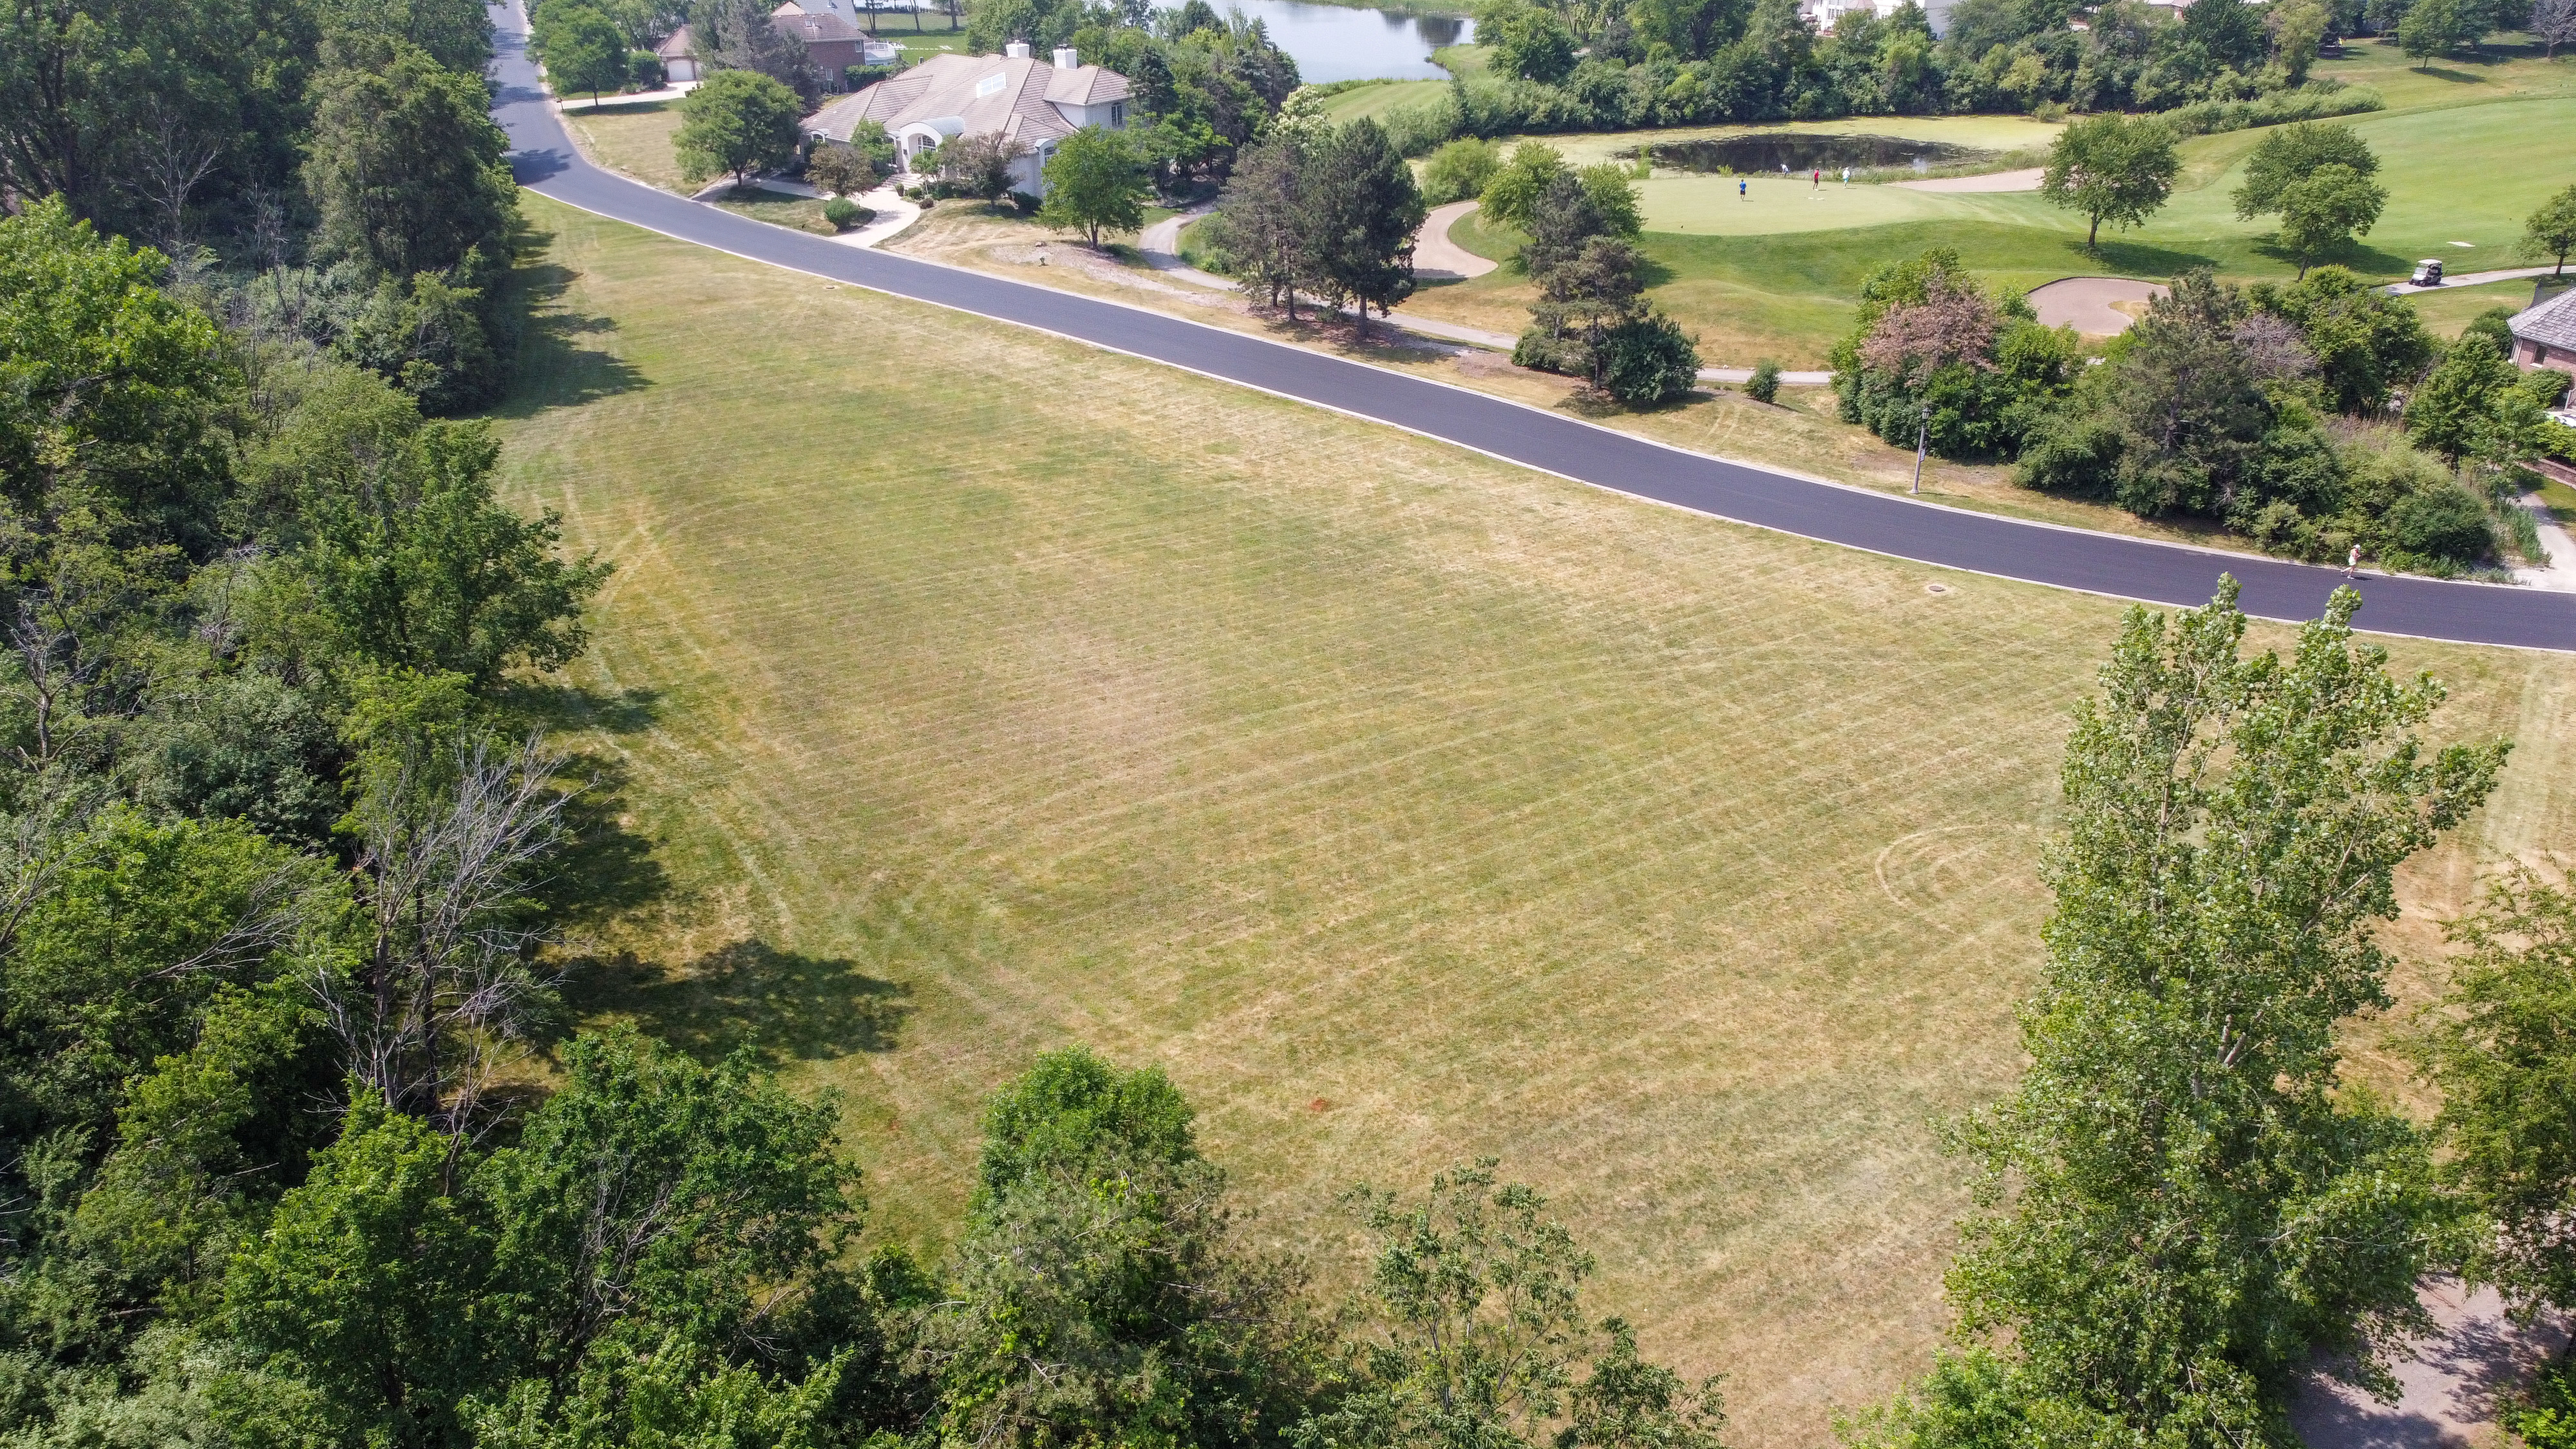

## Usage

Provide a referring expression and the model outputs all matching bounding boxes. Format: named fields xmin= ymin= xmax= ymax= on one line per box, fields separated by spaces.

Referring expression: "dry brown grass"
xmin=559 ymin=98 xmax=691 ymax=193
xmin=497 ymin=193 xmax=2576 ymax=1449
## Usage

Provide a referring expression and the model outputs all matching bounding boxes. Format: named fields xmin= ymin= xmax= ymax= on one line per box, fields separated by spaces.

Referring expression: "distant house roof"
xmin=773 ymin=0 xmax=866 ymax=42
xmin=2511 ymin=287 xmax=2576 ymax=354
xmin=802 ymin=50 xmax=1129 ymax=148
xmin=655 ymin=23 xmax=695 ymax=57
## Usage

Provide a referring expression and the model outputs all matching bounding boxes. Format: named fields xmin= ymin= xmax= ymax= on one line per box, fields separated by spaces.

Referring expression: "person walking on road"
xmin=2347 ymin=544 xmax=2361 ymax=578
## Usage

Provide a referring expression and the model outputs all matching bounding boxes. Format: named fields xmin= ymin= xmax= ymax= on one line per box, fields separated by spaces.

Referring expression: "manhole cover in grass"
xmin=1925 ymin=582 xmax=1952 ymax=595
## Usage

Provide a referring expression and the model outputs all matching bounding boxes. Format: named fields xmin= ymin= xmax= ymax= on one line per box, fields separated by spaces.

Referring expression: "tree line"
xmin=2 ymin=0 xmax=528 ymax=415
xmin=1358 ymin=0 xmax=2423 ymax=160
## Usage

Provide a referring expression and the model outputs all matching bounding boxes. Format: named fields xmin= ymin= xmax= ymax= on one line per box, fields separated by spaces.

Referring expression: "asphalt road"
xmin=488 ymin=9 xmax=2576 ymax=651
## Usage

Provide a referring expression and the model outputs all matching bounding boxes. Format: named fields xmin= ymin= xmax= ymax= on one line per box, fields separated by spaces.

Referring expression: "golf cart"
xmin=2410 ymin=259 xmax=2445 ymax=287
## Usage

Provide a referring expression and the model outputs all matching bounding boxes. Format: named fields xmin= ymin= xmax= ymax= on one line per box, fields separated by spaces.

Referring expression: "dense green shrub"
xmin=1421 ymin=137 xmax=1503 ymax=204
xmin=1832 ymin=249 xmax=2079 ymax=460
xmin=1600 ymin=312 xmax=1703 ymax=404
xmin=1747 ymin=359 xmax=1782 ymax=404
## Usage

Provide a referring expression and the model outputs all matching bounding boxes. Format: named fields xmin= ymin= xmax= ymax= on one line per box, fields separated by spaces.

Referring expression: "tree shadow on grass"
xmin=2247 ymin=235 xmax=2413 ymax=276
xmin=539 ymin=750 xmax=672 ymax=933
xmin=568 ymin=939 xmax=914 ymax=1064
xmin=2082 ymin=235 xmax=2221 ymax=279
xmin=510 ymin=680 xmax=665 ymax=737
xmin=489 ymin=224 xmax=649 ymax=420
xmin=509 ymin=681 xmax=675 ymax=930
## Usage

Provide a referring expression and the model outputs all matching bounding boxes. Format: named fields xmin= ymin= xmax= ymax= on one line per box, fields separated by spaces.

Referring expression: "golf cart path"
xmin=1415 ymin=201 xmax=1498 ymax=279
xmin=2385 ymin=266 xmax=2564 ymax=296
xmin=2291 ymin=1280 xmax=2569 ymax=1449
xmin=488 ymin=4 xmax=2576 ymax=650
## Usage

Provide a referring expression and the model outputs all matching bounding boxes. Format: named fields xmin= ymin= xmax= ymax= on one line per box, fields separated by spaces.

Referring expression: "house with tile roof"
xmin=2509 ymin=282 xmax=2576 ymax=374
xmin=801 ymin=43 xmax=1130 ymax=198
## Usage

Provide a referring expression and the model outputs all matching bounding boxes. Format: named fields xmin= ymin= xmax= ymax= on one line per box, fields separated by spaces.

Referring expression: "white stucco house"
xmin=1795 ymin=0 xmax=1957 ymax=35
xmin=800 ymin=43 xmax=1131 ymax=198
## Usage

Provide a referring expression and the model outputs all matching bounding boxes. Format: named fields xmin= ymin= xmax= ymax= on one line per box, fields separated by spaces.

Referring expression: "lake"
xmin=1222 ymin=0 xmax=1474 ymax=83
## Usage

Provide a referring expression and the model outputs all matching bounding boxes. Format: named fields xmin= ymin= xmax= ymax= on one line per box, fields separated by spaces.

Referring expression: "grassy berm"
xmin=496 ymin=192 xmax=2576 ymax=1449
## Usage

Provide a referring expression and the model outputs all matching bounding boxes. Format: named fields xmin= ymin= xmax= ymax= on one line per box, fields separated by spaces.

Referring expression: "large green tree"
xmin=1039 ymin=126 xmax=1151 ymax=247
xmin=533 ymin=2 xmax=630 ymax=106
xmin=474 ymin=1028 xmax=871 ymax=1427
xmin=1943 ymin=581 xmax=2504 ymax=1449
xmin=917 ymin=1048 xmax=1328 ymax=1449
xmin=1302 ymin=118 xmax=1427 ymax=330
xmin=1296 ymin=1160 xmax=1725 ymax=1449
xmin=246 ymin=368 xmax=610 ymax=691
xmin=2415 ymin=870 xmax=2576 ymax=1315
xmin=2398 ymin=0 xmax=2465 ymax=65
xmin=0 ymin=199 xmax=235 ymax=554
xmin=2249 ymin=266 xmax=2433 ymax=416
xmin=2523 ymin=183 xmax=2576 ymax=277
xmin=2405 ymin=332 xmax=2518 ymax=464
xmin=2040 ymin=113 xmax=2178 ymax=250
xmin=2090 ymin=270 xmax=2269 ymax=516
xmin=303 ymin=36 xmax=518 ymax=280
xmin=674 ymin=68 xmax=804 ymax=189
xmin=2230 ymin=121 xmax=2380 ymax=222
xmin=2274 ymin=163 xmax=2388 ymax=276
xmin=0 ymin=0 xmax=318 ymax=244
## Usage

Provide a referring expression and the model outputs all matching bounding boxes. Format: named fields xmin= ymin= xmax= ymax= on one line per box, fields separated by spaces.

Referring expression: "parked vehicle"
xmin=2411 ymin=259 xmax=2445 ymax=287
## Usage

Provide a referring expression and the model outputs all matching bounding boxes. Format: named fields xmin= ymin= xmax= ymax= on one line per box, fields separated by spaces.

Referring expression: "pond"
xmin=1628 ymin=132 xmax=1991 ymax=175
xmin=1220 ymin=0 xmax=1474 ymax=83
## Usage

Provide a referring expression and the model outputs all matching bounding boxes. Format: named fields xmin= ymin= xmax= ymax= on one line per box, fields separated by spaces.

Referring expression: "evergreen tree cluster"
xmin=1492 ymin=146 xmax=1702 ymax=404
xmin=1204 ymin=118 xmax=1430 ymax=327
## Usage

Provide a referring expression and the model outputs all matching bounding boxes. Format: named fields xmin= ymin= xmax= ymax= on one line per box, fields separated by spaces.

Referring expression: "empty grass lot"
xmin=496 ymin=192 xmax=2576 ymax=1449
xmin=559 ymin=98 xmax=691 ymax=192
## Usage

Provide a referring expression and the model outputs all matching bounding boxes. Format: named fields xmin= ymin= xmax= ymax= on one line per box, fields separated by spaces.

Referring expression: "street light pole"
xmin=1910 ymin=403 xmax=1928 ymax=496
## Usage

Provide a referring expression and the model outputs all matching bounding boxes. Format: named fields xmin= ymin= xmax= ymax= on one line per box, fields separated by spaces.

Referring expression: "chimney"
xmin=1053 ymin=45 xmax=1080 ymax=67
xmin=1004 ymin=39 xmax=1030 ymax=57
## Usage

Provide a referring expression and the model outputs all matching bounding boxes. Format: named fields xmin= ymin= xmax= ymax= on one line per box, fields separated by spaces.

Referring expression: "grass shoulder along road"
xmin=493 ymin=189 xmax=2576 ymax=1449
xmin=559 ymin=96 xmax=690 ymax=193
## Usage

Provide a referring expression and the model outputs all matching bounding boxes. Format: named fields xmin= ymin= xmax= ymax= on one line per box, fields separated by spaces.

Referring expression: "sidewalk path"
xmin=2514 ymin=495 xmax=2576 ymax=592
xmin=489 ymin=0 xmax=2576 ymax=650
xmin=558 ymin=82 xmax=696 ymax=108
